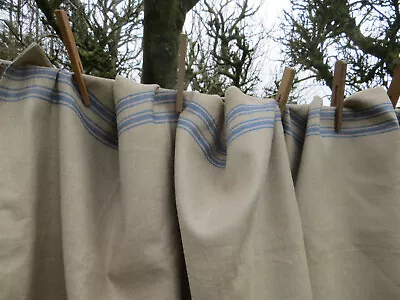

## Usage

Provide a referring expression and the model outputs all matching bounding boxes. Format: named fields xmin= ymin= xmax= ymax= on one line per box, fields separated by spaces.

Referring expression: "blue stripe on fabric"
xmin=226 ymin=103 xmax=275 ymax=123
xmin=308 ymin=103 xmax=393 ymax=121
xmin=286 ymin=107 xmax=307 ymax=123
xmin=177 ymin=124 xmax=224 ymax=168
xmin=116 ymin=92 xmax=177 ymax=115
xmin=156 ymin=91 xmax=177 ymax=96
xmin=116 ymin=93 xmax=154 ymax=115
xmin=154 ymin=93 xmax=177 ymax=104
xmin=319 ymin=106 xmax=393 ymax=121
xmin=118 ymin=109 xmax=153 ymax=126
xmin=179 ymin=116 xmax=226 ymax=160
xmin=281 ymin=119 xmax=305 ymax=146
xmin=0 ymin=85 xmax=118 ymax=149
xmin=178 ymin=117 xmax=226 ymax=168
xmin=5 ymin=67 xmax=116 ymax=117
xmin=185 ymin=101 xmax=227 ymax=154
xmin=284 ymin=109 xmax=307 ymax=129
xmin=117 ymin=91 xmax=175 ymax=107
xmin=117 ymin=90 xmax=154 ymax=103
xmin=157 ymin=90 xmax=176 ymax=94
xmin=87 ymin=92 xmax=116 ymax=126
xmin=226 ymin=103 xmax=277 ymax=125
xmin=117 ymin=90 xmax=175 ymax=106
xmin=282 ymin=115 xmax=304 ymax=131
xmin=118 ymin=118 xmax=178 ymax=137
xmin=4 ymin=67 xmax=116 ymax=126
xmin=283 ymin=128 xmax=305 ymax=146
xmin=228 ymin=119 xmax=276 ymax=145
xmin=281 ymin=110 xmax=307 ymax=146
xmin=306 ymin=119 xmax=399 ymax=138
xmin=117 ymin=92 xmax=225 ymax=150
xmin=307 ymin=126 xmax=398 ymax=138
xmin=177 ymin=105 xmax=281 ymax=165
xmin=185 ymin=101 xmax=217 ymax=133
xmin=0 ymin=85 xmax=116 ymax=143
xmin=316 ymin=102 xmax=388 ymax=115
xmin=319 ymin=118 xmax=398 ymax=132
xmin=116 ymin=91 xmax=154 ymax=110
xmin=118 ymin=111 xmax=178 ymax=136
xmin=154 ymin=98 xmax=176 ymax=105
xmin=117 ymin=92 xmax=228 ymax=154
xmin=179 ymin=115 xmax=225 ymax=159
xmin=229 ymin=123 xmax=276 ymax=146
xmin=228 ymin=116 xmax=276 ymax=134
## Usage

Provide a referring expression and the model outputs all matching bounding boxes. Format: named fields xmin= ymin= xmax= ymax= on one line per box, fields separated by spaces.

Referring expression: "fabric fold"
xmin=175 ymin=87 xmax=312 ymax=299
xmin=282 ymin=103 xmax=310 ymax=183
xmin=2 ymin=43 xmax=400 ymax=300
xmin=0 ymin=45 xmax=119 ymax=300
xmin=112 ymin=76 xmax=189 ymax=299
xmin=10 ymin=43 xmax=53 ymax=69
xmin=295 ymin=87 xmax=400 ymax=299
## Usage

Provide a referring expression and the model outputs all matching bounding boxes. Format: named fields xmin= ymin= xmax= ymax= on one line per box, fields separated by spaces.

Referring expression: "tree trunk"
xmin=142 ymin=0 xmax=197 ymax=88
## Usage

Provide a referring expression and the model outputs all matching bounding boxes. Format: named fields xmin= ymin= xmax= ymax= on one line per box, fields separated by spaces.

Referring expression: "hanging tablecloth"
xmin=1 ymin=45 xmax=400 ymax=300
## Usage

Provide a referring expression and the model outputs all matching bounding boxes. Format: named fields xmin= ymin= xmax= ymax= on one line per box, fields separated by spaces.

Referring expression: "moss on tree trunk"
xmin=142 ymin=0 xmax=187 ymax=89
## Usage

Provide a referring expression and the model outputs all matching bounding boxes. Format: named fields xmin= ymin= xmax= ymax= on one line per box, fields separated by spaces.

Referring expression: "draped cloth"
xmin=291 ymin=91 xmax=400 ymax=299
xmin=0 ymin=45 xmax=187 ymax=300
xmin=1 ymin=45 xmax=400 ymax=299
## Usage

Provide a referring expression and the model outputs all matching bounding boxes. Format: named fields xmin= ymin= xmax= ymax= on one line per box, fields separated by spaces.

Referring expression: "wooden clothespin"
xmin=388 ymin=64 xmax=400 ymax=108
xmin=331 ymin=60 xmax=347 ymax=132
xmin=55 ymin=9 xmax=90 ymax=106
xmin=176 ymin=34 xmax=187 ymax=113
xmin=276 ymin=67 xmax=296 ymax=113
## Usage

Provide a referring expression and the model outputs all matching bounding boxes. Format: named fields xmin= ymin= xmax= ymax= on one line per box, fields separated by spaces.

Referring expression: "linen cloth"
xmin=1 ymin=44 xmax=400 ymax=300
xmin=287 ymin=90 xmax=400 ymax=299
xmin=174 ymin=89 xmax=312 ymax=299
xmin=0 ymin=45 xmax=187 ymax=300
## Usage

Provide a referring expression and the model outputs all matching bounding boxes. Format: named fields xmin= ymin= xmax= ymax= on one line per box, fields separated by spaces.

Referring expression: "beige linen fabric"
xmin=175 ymin=87 xmax=312 ymax=299
xmin=294 ymin=88 xmax=400 ymax=299
xmin=113 ymin=77 xmax=188 ymax=299
xmin=2 ymin=44 xmax=400 ymax=300
xmin=281 ymin=104 xmax=309 ymax=184
xmin=0 ymin=45 xmax=187 ymax=299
